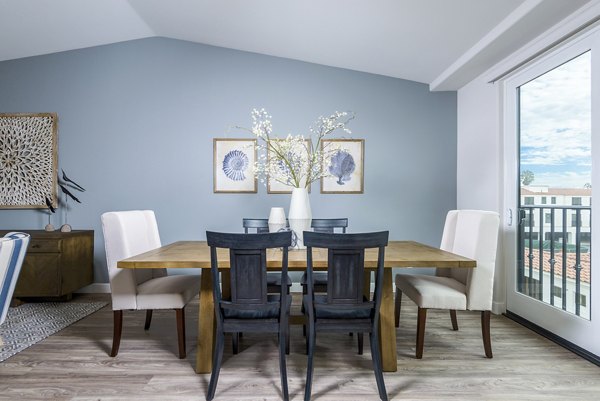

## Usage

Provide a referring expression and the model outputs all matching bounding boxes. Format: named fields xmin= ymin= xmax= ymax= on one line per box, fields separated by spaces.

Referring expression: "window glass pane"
xmin=518 ymin=51 xmax=591 ymax=320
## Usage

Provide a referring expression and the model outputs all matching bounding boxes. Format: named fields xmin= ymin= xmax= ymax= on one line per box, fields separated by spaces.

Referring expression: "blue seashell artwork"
xmin=328 ymin=150 xmax=355 ymax=185
xmin=222 ymin=149 xmax=249 ymax=181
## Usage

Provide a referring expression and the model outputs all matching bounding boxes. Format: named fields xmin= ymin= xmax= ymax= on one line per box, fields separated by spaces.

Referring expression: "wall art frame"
xmin=0 ymin=113 xmax=58 ymax=208
xmin=213 ymin=138 xmax=257 ymax=193
xmin=321 ymin=138 xmax=364 ymax=194
xmin=267 ymin=139 xmax=312 ymax=194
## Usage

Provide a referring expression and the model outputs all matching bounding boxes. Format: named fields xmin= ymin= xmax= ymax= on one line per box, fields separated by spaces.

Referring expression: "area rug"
xmin=0 ymin=301 xmax=107 ymax=362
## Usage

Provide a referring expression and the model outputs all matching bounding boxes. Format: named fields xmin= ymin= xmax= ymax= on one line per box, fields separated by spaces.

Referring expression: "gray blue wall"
xmin=0 ymin=38 xmax=457 ymax=283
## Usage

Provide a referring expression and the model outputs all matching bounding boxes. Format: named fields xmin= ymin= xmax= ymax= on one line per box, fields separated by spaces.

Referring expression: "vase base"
xmin=60 ymin=224 xmax=72 ymax=232
xmin=44 ymin=224 xmax=55 ymax=232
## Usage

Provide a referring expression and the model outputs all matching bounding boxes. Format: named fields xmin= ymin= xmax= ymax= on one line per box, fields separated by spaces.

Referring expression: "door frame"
xmin=502 ymin=26 xmax=599 ymax=355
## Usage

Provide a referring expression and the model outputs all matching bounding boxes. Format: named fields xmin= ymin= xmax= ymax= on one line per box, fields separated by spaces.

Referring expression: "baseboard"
xmin=505 ymin=310 xmax=600 ymax=367
xmin=75 ymin=283 xmax=110 ymax=293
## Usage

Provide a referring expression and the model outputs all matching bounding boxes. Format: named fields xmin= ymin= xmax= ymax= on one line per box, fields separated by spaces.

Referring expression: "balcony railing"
xmin=518 ymin=205 xmax=591 ymax=319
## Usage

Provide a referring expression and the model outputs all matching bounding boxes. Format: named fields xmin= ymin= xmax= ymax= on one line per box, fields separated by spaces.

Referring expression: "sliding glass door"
xmin=504 ymin=28 xmax=599 ymax=354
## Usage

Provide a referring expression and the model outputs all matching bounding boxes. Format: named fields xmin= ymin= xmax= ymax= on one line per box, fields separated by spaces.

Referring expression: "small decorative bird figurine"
xmin=59 ymin=184 xmax=81 ymax=203
xmin=61 ymin=169 xmax=85 ymax=192
xmin=45 ymin=196 xmax=56 ymax=213
xmin=57 ymin=169 xmax=86 ymax=232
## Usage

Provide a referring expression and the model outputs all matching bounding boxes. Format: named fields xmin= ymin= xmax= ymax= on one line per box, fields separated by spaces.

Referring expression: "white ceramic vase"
xmin=268 ymin=207 xmax=287 ymax=233
xmin=288 ymin=187 xmax=312 ymax=249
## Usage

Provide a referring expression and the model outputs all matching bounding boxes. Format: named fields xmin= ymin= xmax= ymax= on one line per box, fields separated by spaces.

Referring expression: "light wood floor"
xmin=1 ymin=294 xmax=599 ymax=401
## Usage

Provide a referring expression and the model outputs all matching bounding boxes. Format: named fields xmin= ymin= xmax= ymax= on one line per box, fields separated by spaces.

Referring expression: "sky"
xmin=520 ymin=51 xmax=591 ymax=189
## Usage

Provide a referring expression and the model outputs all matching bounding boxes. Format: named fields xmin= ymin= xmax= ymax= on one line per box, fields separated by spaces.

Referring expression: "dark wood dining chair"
xmin=206 ymin=230 xmax=292 ymax=401
xmin=301 ymin=218 xmax=348 ymax=292
xmin=303 ymin=231 xmax=389 ymax=401
xmin=300 ymin=219 xmax=360 ymax=348
xmin=242 ymin=218 xmax=292 ymax=292
xmin=241 ymin=218 xmax=293 ymax=354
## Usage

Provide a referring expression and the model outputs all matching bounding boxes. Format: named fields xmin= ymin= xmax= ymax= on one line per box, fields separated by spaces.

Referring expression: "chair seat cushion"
xmin=266 ymin=273 xmax=292 ymax=287
xmin=303 ymin=295 xmax=373 ymax=319
xmin=299 ymin=272 xmax=328 ymax=286
xmin=222 ymin=294 xmax=292 ymax=319
xmin=395 ymin=274 xmax=467 ymax=310
xmin=136 ymin=274 xmax=201 ymax=310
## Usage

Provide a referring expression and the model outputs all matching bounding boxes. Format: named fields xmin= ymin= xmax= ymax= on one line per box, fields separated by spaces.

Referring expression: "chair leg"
xmin=481 ymin=310 xmax=493 ymax=358
xmin=278 ymin=329 xmax=289 ymax=400
xmin=450 ymin=310 xmax=458 ymax=331
xmin=110 ymin=310 xmax=123 ymax=357
xmin=232 ymin=333 xmax=239 ymax=354
xmin=357 ymin=332 xmax=364 ymax=355
xmin=144 ymin=310 xmax=153 ymax=330
xmin=207 ymin=327 xmax=225 ymax=401
xmin=176 ymin=308 xmax=186 ymax=359
xmin=369 ymin=331 xmax=388 ymax=401
xmin=304 ymin=323 xmax=315 ymax=401
xmin=416 ymin=307 xmax=427 ymax=359
xmin=394 ymin=289 xmax=402 ymax=327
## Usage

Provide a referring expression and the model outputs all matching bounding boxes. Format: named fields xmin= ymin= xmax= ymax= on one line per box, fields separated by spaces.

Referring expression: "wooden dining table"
xmin=117 ymin=240 xmax=476 ymax=374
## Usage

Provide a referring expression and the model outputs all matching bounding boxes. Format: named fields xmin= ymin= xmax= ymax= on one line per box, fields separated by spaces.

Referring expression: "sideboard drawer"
xmin=28 ymin=239 xmax=62 ymax=253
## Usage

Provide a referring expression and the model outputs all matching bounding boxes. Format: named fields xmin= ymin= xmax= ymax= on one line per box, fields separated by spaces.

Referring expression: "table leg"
xmin=196 ymin=269 xmax=215 ymax=373
xmin=378 ymin=268 xmax=398 ymax=372
xmin=363 ymin=270 xmax=372 ymax=299
xmin=221 ymin=270 xmax=231 ymax=299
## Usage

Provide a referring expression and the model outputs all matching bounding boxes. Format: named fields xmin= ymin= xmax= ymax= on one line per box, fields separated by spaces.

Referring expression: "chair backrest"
xmin=436 ymin=210 xmax=499 ymax=311
xmin=304 ymin=231 xmax=389 ymax=315
xmin=242 ymin=218 xmax=269 ymax=234
xmin=311 ymin=218 xmax=348 ymax=233
xmin=101 ymin=210 xmax=166 ymax=310
xmin=206 ymin=231 xmax=292 ymax=321
xmin=0 ymin=232 xmax=30 ymax=325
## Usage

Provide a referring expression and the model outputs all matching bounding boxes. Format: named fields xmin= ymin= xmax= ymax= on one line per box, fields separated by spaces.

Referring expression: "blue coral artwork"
xmin=329 ymin=150 xmax=356 ymax=185
xmin=321 ymin=139 xmax=364 ymax=194
xmin=214 ymin=138 xmax=257 ymax=193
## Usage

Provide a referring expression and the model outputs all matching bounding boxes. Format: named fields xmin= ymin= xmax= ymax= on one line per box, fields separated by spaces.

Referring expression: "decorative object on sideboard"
xmin=239 ymin=108 xmax=354 ymax=248
xmin=0 ymin=113 xmax=58 ymax=208
xmin=268 ymin=207 xmax=287 ymax=233
xmin=44 ymin=196 xmax=56 ymax=232
xmin=58 ymin=169 xmax=85 ymax=232
xmin=213 ymin=138 xmax=257 ymax=193
xmin=321 ymin=139 xmax=365 ymax=194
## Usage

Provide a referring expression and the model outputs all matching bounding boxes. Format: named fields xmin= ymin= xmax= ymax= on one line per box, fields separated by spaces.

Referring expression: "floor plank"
xmin=1 ymin=293 xmax=599 ymax=400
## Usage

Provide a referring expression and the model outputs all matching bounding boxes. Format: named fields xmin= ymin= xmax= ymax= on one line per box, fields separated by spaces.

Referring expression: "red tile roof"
xmin=525 ymin=247 xmax=590 ymax=284
xmin=521 ymin=188 xmax=592 ymax=196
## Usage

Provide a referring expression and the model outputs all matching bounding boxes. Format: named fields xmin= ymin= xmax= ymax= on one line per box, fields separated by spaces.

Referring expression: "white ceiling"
xmin=0 ymin=0 xmax=592 ymax=90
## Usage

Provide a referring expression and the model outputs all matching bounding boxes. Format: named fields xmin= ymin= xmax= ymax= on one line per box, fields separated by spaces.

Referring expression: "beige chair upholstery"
xmin=394 ymin=210 xmax=500 ymax=358
xmin=101 ymin=210 xmax=200 ymax=358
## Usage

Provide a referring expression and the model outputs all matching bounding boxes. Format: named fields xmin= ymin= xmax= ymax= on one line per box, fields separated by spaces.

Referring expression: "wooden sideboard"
xmin=0 ymin=230 xmax=94 ymax=300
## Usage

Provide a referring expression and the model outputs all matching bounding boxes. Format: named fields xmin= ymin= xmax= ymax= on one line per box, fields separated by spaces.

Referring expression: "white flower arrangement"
xmin=239 ymin=108 xmax=354 ymax=189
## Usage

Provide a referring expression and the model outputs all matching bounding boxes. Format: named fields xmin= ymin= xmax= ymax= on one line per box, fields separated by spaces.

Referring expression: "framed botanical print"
xmin=321 ymin=139 xmax=364 ymax=194
xmin=267 ymin=139 xmax=312 ymax=194
xmin=213 ymin=138 xmax=257 ymax=193
xmin=0 ymin=113 xmax=58 ymax=208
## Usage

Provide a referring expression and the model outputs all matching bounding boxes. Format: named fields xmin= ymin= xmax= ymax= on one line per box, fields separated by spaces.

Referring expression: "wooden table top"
xmin=117 ymin=240 xmax=476 ymax=270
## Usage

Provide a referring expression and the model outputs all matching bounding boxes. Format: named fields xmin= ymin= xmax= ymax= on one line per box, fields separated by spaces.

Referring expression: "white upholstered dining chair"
xmin=101 ymin=210 xmax=200 ymax=358
xmin=0 ymin=232 xmax=30 ymax=327
xmin=394 ymin=210 xmax=500 ymax=359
